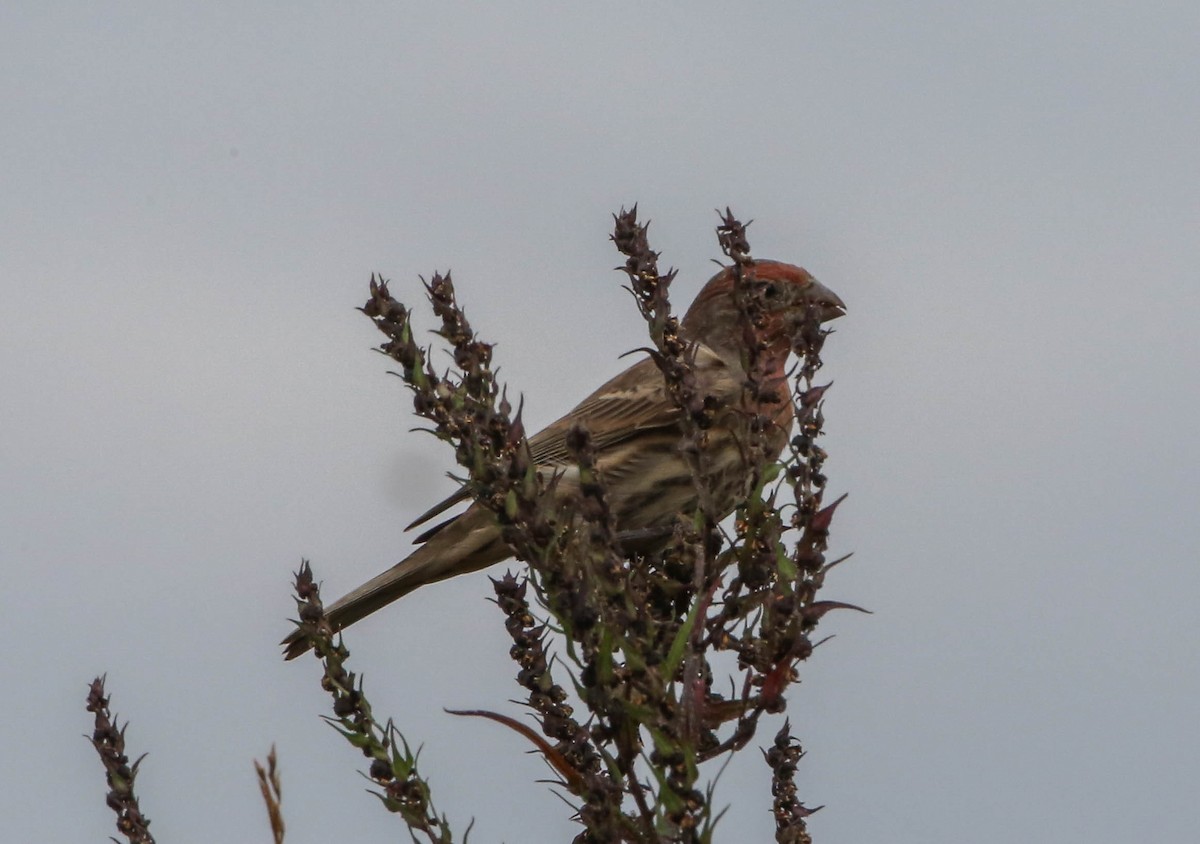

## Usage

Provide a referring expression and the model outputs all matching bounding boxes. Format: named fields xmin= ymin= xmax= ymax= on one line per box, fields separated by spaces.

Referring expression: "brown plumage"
xmin=283 ymin=261 xmax=844 ymax=659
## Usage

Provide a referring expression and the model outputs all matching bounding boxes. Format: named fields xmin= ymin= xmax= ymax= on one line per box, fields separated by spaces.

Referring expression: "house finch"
xmin=283 ymin=261 xmax=844 ymax=659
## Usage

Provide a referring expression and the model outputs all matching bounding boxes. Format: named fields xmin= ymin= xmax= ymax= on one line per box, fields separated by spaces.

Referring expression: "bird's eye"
xmin=763 ymin=283 xmax=780 ymax=299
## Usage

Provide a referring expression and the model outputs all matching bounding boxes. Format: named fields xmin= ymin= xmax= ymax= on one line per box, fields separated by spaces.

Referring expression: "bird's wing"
xmin=527 ymin=355 xmax=680 ymax=466
xmin=404 ymin=355 xmax=671 ymax=536
xmin=405 ymin=345 xmax=740 ymax=538
xmin=528 ymin=344 xmax=743 ymax=464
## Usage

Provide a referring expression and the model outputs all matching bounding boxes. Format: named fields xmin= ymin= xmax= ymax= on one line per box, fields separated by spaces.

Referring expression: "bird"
xmin=283 ymin=261 xmax=845 ymax=659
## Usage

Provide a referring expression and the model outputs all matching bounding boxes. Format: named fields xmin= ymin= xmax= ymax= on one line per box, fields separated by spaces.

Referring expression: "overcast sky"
xmin=3 ymin=2 xmax=1198 ymax=842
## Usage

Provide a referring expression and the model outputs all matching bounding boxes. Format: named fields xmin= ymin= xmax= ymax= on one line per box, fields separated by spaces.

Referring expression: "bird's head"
xmin=681 ymin=260 xmax=846 ymax=359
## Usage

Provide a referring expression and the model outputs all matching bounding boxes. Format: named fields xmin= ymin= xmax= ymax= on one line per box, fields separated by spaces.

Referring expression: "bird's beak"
xmin=807 ymin=279 xmax=847 ymax=323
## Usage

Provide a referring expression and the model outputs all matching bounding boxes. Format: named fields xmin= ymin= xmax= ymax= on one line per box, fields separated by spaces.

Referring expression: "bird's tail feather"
xmin=281 ymin=508 xmax=504 ymax=659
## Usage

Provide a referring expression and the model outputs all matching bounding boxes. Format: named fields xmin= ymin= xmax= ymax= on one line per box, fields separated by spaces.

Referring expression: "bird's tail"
xmin=281 ymin=507 xmax=505 ymax=660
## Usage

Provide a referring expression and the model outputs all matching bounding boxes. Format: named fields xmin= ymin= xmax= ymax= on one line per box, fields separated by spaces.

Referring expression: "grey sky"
xmin=3 ymin=2 xmax=1197 ymax=842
